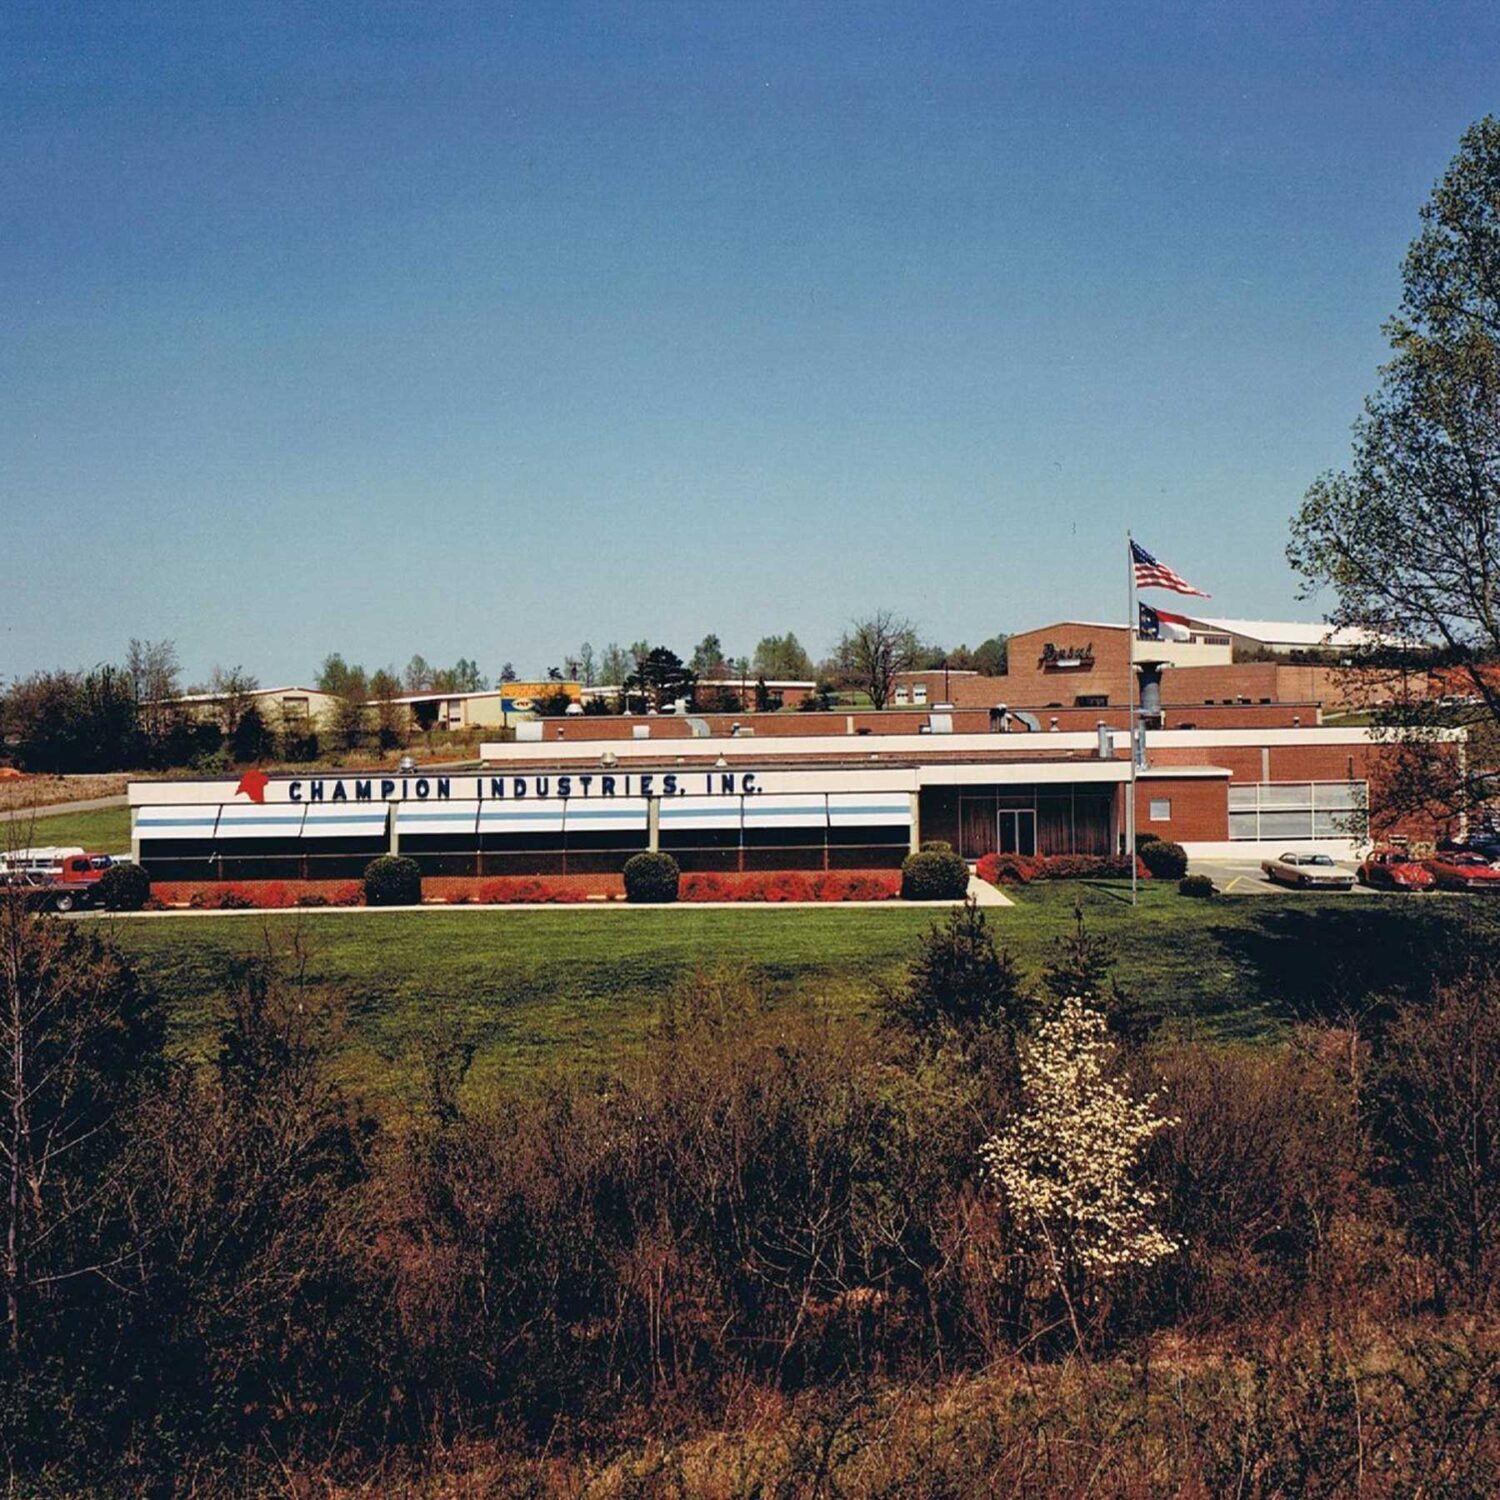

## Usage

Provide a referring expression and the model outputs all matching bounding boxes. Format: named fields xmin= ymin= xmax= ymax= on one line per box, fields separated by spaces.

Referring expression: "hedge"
xmin=1179 ymin=874 xmax=1217 ymax=898
xmin=364 ymin=855 xmax=423 ymax=907
xmin=680 ymin=871 xmax=900 ymax=903
xmin=623 ymin=851 xmax=681 ymax=903
xmin=1139 ymin=839 xmax=1189 ymax=879
xmin=95 ymin=861 xmax=151 ymax=912
xmin=900 ymin=848 xmax=971 ymax=901
xmin=977 ymin=852 xmax=1150 ymax=885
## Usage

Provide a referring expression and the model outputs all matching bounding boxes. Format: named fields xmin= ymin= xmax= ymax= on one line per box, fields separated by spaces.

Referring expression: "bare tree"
xmin=835 ymin=611 xmax=921 ymax=710
xmin=126 ymin=639 xmax=180 ymax=742
xmin=0 ymin=895 xmax=162 ymax=1352
xmin=403 ymin=655 xmax=433 ymax=693
xmin=207 ymin=665 xmax=259 ymax=736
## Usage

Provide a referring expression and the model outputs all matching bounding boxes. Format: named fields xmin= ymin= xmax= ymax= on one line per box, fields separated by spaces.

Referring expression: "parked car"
xmin=1425 ymin=850 xmax=1500 ymax=892
xmin=1260 ymin=852 xmax=1357 ymax=890
xmin=1356 ymin=850 xmax=1435 ymax=891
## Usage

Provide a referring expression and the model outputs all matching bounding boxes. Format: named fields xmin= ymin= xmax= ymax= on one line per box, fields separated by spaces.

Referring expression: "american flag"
xmin=1131 ymin=540 xmax=1209 ymax=597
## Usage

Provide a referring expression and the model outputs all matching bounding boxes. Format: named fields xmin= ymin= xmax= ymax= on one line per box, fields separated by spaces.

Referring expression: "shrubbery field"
xmin=3 ymin=883 xmax=1500 ymax=1496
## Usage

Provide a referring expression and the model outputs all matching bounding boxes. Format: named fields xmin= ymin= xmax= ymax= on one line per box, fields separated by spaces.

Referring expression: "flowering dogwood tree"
xmin=980 ymin=998 xmax=1177 ymax=1326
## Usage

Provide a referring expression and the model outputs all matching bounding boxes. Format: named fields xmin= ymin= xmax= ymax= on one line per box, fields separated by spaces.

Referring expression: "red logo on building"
xmin=235 ymin=769 xmax=270 ymax=804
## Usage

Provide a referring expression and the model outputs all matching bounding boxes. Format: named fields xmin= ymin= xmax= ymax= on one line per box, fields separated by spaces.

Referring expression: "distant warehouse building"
xmin=126 ymin=706 xmax=1462 ymax=881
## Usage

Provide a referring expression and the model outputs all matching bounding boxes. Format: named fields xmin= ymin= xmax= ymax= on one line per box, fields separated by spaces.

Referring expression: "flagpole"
xmin=1126 ymin=530 xmax=1138 ymax=907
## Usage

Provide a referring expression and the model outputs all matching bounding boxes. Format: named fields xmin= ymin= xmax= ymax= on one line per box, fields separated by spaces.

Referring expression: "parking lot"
xmin=1192 ymin=856 xmax=1378 ymax=896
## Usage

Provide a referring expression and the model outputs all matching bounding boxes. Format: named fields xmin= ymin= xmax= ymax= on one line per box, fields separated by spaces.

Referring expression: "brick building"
xmin=128 ymin=709 xmax=1463 ymax=879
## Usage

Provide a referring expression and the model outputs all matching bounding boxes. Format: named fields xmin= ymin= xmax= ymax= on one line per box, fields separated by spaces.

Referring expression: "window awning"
xmin=478 ymin=803 xmax=565 ymax=835
xmin=743 ymin=794 xmax=828 ymax=829
xmin=394 ymin=801 xmax=480 ymax=836
xmin=827 ymin=793 xmax=911 ymax=828
xmin=215 ymin=804 xmax=308 ymax=839
xmin=563 ymin=798 xmax=649 ymax=834
xmin=658 ymin=795 xmax=742 ymax=831
xmin=301 ymin=806 xmax=390 ymax=840
xmin=135 ymin=806 xmax=221 ymax=841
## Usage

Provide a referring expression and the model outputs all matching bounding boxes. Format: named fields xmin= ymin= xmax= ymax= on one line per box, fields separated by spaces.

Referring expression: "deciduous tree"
xmin=1289 ymin=116 xmax=1500 ymax=816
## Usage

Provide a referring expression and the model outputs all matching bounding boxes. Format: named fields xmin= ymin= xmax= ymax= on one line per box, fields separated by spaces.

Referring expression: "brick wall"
xmin=1134 ymin=776 xmax=1229 ymax=844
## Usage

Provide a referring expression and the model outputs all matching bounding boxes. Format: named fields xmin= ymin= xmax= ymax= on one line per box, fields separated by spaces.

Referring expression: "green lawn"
xmin=105 ymin=881 xmax=1493 ymax=1110
xmin=5 ymin=804 xmax=131 ymax=853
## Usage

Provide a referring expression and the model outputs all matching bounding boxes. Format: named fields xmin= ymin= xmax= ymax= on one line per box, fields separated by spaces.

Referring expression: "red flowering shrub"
xmin=188 ymin=886 xmax=256 ymax=910
xmin=162 ymin=879 xmax=366 ymax=909
xmin=976 ymin=853 xmax=1150 ymax=884
xmin=811 ymin=870 xmax=901 ymax=901
xmin=977 ymin=853 xmax=1043 ymax=885
xmin=679 ymin=870 xmax=898 ymax=902
xmin=760 ymin=872 xmax=814 ymax=903
xmin=475 ymin=878 xmax=587 ymax=904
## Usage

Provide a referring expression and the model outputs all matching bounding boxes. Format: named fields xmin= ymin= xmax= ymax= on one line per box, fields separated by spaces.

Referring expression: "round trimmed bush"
xmin=1139 ymin=839 xmax=1189 ymax=880
xmin=363 ymin=855 xmax=421 ymax=907
xmin=96 ymin=861 xmax=151 ymax=912
xmin=624 ymin=851 xmax=680 ymax=903
xmin=900 ymin=848 xmax=970 ymax=901
xmin=1178 ymin=874 xmax=1216 ymax=898
xmin=920 ymin=839 xmax=955 ymax=854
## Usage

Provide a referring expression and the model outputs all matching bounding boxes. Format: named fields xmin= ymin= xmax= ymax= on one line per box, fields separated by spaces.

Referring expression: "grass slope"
xmin=105 ymin=880 xmax=1490 ymax=1109
xmin=4 ymin=804 xmax=131 ymax=853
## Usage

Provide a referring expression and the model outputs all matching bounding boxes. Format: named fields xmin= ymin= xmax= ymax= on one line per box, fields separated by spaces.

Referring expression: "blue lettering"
xmin=558 ymin=775 xmax=572 ymax=797
xmin=578 ymin=775 xmax=593 ymax=795
xmin=601 ymin=775 xmax=616 ymax=796
xmin=720 ymin=773 xmax=736 ymax=794
xmin=289 ymin=781 xmax=303 ymax=802
xmin=741 ymin=772 xmax=758 ymax=794
xmin=437 ymin=777 xmax=451 ymax=799
xmin=332 ymin=782 xmax=348 ymax=802
xmin=380 ymin=779 xmax=396 ymax=799
xmin=402 ymin=778 xmax=410 ymax=799
xmin=490 ymin=777 xmax=507 ymax=798
xmin=415 ymin=778 xmax=430 ymax=799
xmin=355 ymin=780 xmax=373 ymax=802
xmin=536 ymin=777 xmax=549 ymax=796
xmin=640 ymin=774 xmax=654 ymax=797
xmin=309 ymin=781 xmax=324 ymax=802
xmin=512 ymin=777 xmax=527 ymax=798
xmin=663 ymin=773 xmax=678 ymax=796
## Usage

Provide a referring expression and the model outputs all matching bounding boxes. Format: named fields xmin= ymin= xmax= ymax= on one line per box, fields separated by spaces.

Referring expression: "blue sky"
xmin=4 ymin=1 xmax=1498 ymax=685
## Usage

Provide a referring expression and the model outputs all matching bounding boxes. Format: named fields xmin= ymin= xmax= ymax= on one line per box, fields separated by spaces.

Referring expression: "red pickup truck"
xmin=0 ymin=852 xmax=116 ymax=912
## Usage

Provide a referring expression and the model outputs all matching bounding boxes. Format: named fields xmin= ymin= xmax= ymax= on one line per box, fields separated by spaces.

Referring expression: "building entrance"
xmin=997 ymin=808 xmax=1037 ymax=857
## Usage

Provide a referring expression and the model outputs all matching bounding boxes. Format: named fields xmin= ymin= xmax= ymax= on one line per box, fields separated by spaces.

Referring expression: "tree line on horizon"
xmin=0 ymin=620 xmax=1011 ymax=775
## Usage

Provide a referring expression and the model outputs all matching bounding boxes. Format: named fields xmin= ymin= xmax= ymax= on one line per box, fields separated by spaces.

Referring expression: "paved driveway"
xmin=1190 ymin=856 xmax=1371 ymax=896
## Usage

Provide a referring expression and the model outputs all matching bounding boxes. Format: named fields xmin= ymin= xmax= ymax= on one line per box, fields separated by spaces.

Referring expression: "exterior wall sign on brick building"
xmin=1041 ymin=642 xmax=1094 ymax=669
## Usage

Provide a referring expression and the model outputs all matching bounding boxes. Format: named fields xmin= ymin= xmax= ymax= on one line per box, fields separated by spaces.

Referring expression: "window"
xmin=913 ymin=684 xmax=928 ymax=704
xmin=1076 ymin=694 xmax=1109 ymax=708
xmin=280 ymin=696 xmax=308 ymax=719
xmin=1227 ymin=781 xmax=1368 ymax=841
xmin=1149 ymin=798 xmax=1171 ymax=821
xmin=894 ymin=687 xmax=909 ymax=705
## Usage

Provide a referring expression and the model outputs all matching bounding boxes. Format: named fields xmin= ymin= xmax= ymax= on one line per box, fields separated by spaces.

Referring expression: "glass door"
xmin=998 ymin=809 xmax=1037 ymax=857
